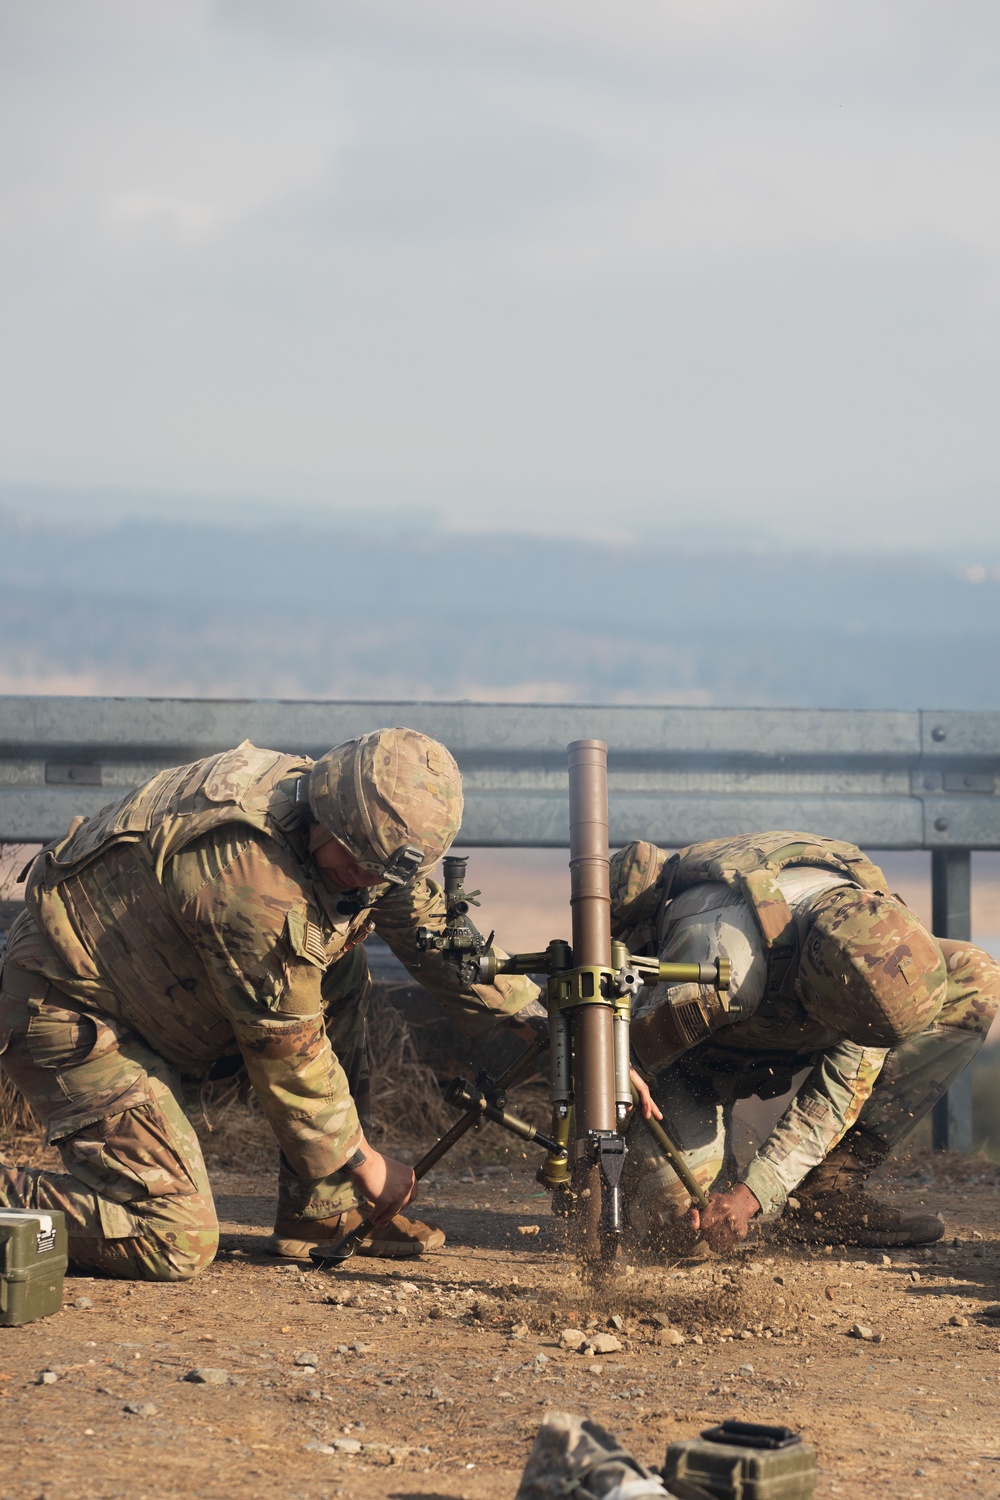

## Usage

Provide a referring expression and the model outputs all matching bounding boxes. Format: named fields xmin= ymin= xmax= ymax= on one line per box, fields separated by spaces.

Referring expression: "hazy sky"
xmin=2 ymin=1 xmax=1000 ymax=547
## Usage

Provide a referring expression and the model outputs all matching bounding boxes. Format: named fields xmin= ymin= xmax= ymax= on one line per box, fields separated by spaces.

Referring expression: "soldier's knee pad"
xmin=119 ymin=1189 xmax=220 ymax=1281
xmin=133 ymin=1221 xmax=219 ymax=1282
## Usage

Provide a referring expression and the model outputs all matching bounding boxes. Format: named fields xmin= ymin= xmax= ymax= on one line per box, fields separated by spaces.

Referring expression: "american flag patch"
xmin=303 ymin=921 xmax=327 ymax=966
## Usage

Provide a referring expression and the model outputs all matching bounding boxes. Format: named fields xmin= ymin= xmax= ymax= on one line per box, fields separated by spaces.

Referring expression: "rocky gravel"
xmin=0 ymin=1153 xmax=998 ymax=1499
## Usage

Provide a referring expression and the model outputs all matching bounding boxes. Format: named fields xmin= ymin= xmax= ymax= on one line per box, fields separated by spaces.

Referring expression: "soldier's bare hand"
xmin=348 ymin=1143 xmax=417 ymax=1225
xmin=629 ymin=1068 xmax=663 ymax=1121
xmin=689 ymin=1183 xmax=760 ymax=1252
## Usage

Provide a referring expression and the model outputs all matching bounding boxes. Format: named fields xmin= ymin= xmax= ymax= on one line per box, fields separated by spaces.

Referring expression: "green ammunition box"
xmin=0 ymin=1210 xmax=68 ymax=1327
xmin=665 ymin=1421 xmax=816 ymax=1500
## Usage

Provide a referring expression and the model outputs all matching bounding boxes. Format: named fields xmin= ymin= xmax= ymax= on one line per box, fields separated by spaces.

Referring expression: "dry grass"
xmin=367 ymin=985 xmax=457 ymax=1149
xmin=0 ymin=1071 xmax=55 ymax=1171
xmin=0 ymin=1072 xmax=37 ymax=1140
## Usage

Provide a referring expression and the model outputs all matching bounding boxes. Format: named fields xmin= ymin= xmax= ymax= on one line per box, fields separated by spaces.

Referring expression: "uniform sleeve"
xmin=165 ymin=828 xmax=363 ymax=1180
xmin=372 ymin=873 xmax=541 ymax=1035
xmin=740 ymin=1041 xmax=888 ymax=1215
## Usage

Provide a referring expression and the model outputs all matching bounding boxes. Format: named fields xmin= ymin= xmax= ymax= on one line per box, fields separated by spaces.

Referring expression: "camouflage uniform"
xmin=613 ymin=833 xmax=1000 ymax=1245
xmin=0 ymin=737 xmax=537 ymax=1279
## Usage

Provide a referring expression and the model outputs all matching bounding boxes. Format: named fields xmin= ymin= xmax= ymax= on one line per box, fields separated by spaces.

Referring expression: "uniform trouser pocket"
xmin=7 ymin=993 xmax=149 ymax=1142
xmin=63 ymin=1095 xmax=205 ymax=1202
xmin=2 ymin=980 xmax=209 ymax=1206
xmin=1 ymin=975 xmax=217 ymax=1279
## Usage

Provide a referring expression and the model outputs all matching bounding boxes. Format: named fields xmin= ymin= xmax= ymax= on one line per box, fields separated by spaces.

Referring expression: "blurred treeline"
xmin=1 ymin=512 xmax=999 ymax=706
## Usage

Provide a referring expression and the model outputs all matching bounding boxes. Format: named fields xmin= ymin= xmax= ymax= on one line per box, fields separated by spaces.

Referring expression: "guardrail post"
xmin=930 ymin=848 xmax=973 ymax=1153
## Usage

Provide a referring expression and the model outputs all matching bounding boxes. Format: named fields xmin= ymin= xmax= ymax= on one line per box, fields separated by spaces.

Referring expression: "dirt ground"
xmin=1 ymin=1149 xmax=999 ymax=1500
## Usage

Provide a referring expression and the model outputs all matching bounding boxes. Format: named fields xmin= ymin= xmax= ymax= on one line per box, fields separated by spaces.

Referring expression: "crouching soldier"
xmin=611 ymin=832 xmax=1000 ymax=1253
xmin=0 ymin=729 xmax=542 ymax=1279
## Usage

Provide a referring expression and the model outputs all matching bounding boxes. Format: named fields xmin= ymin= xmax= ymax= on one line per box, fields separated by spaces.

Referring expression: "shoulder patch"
xmin=286 ymin=910 xmax=329 ymax=968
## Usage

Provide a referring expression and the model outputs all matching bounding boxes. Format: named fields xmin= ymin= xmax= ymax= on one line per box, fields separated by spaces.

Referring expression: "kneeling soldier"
xmin=611 ymin=833 xmax=999 ymax=1252
xmin=0 ymin=729 xmax=540 ymax=1279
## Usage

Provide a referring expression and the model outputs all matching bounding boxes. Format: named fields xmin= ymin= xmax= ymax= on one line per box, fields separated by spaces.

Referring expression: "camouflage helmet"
xmin=609 ymin=840 xmax=669 ymax=934
xmin=797 ymin=887 xmax=947 ymax=1047
xmin=309 ymin=727 xmax=463 ymax=882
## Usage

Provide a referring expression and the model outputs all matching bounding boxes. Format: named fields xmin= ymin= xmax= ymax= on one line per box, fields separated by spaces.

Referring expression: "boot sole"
xmin=361 ymin=1228 xmax=445 ymax=1257
xmin=263 ymin=1229 xmax=445 ymax=1260
xmin=263 ymin=1235 xmax=322 ymax=1260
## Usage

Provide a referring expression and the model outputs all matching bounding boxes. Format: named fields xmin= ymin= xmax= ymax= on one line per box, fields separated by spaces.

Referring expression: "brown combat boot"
xmin=779 ymin=1131 xmax=944 ymax=1247
xmin=264 ymin=1208 xmax=446 ymax=1261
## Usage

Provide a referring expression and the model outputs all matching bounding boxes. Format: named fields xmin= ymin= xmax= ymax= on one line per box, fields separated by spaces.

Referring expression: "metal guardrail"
xmin=2 ymin=696 xmax=998 ymax=1151
xmin=1 ymin=697 xmax=998 ymax=849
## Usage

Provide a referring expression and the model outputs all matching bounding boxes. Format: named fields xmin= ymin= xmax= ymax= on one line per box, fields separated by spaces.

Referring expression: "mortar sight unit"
xmin=312 ymin=738 xmax=729 ymax=1268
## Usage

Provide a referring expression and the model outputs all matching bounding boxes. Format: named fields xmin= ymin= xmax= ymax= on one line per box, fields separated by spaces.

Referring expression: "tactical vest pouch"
xmin=631 ymin=982 xmax=735 ymax=1074
xmin=202 ymin=744 xmax=287 ymax=808
xmin=665 ymin=833 xmax=890 ymax=1018
xmin=665 ymin=1423 xmax=816 ymax=1500
xmin=33 ymin=744 xmax=308 ymax=891
xmin=669 ymin=835 xmax=887 ymax=936
xmin=0 ymin=1210 xmax=68 ymax=1327
xmin=41 ymin=843 xmax=230 ymax=1069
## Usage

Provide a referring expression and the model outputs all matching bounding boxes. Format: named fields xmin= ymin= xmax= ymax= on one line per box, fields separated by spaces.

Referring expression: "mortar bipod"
xmin=443 ymin=1072 xmax=567 ymax=1159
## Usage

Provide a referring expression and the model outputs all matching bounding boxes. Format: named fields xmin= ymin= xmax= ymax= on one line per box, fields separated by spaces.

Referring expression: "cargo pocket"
xmin=96 ymin=1194 xmax=143 ymax=1240
xmin=25 ymin=1001 xmax=149 ymax=1141
xmin=66 ymin=1098 xmax=202 ymax=1202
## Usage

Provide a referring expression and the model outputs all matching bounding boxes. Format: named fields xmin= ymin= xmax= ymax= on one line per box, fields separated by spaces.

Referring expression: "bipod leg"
xmin=444 ymin=1076 xmax=567 ymax=1156
xmin=632 ymin=1085 xmax=708 ymax=1211
xmin=310 ymin=1037 xmax=548 ymax=1267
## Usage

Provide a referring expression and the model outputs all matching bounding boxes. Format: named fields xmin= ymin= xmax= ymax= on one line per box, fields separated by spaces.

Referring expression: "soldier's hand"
xmin=630 ymin=1068 xmax=663 ymax=1121
xmin=348 ymin=1142 xmax=417 ymax=1225
xmin=689 ymin=1183 xmax=760 ymax=1253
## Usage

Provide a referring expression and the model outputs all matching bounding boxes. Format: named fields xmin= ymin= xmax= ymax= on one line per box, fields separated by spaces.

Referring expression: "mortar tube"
xmin=567 ymin=738 xmax=616 ymax=1258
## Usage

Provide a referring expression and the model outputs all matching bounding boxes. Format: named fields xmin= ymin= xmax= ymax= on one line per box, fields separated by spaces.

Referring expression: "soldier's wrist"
xmin=740 ymin=1157 xmax=786 ymax=1217
xmin=730 ymin=1181 xmax=761 ymax=1215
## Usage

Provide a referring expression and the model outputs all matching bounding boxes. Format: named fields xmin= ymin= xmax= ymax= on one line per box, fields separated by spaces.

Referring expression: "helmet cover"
xmin=309 ymin=727 xmax=463 ymax=879
xmin=797 ymin=886 xmax=946 ymax=1046
xmin=610 ymin=840 xmax=669 ymax=932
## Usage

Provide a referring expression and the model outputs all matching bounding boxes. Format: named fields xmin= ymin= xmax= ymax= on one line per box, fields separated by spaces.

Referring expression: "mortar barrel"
xmin=567 ymin=739 xmax=615 ymax=1257
xmin=568 ymin=739 xmax=612 ymax=968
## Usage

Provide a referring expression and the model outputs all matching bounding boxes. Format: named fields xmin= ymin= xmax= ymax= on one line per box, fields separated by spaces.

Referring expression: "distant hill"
xmin=1 ymin=513 xmax=998 ymax=707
